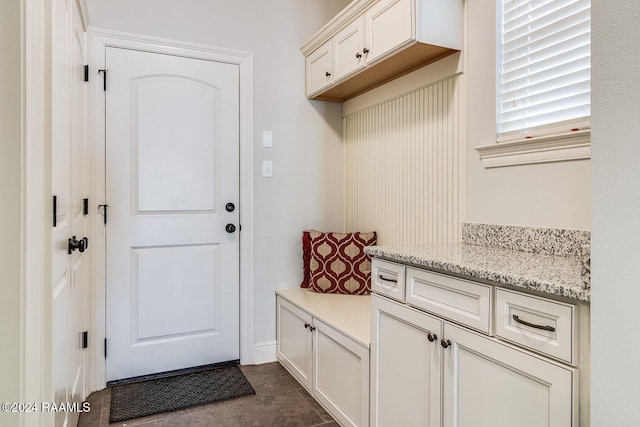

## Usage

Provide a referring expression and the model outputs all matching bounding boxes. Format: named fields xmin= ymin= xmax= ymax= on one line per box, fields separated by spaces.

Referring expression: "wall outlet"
xmin=262 ymin=160 xmax=273 ymax=177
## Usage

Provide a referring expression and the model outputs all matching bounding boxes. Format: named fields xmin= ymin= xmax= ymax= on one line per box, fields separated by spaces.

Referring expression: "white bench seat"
xmin=276 ymin=287 xmax=371 ymax=347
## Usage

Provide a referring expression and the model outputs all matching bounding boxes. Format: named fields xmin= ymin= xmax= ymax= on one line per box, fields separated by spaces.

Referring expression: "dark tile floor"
xmin=78 ymin=362 xmax=338 ymax=427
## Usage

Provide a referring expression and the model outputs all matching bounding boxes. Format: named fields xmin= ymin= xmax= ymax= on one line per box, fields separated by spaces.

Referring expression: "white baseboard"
xmin=253 ymin=341 xmax=277 ymax=365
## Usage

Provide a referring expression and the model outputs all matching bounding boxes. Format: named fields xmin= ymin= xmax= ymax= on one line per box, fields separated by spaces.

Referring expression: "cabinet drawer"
xmin=371 ymin=259 xmax=406 ymax=302
xmin=406 ymin=268 xmax=492 ymax=333
xmin=495 ymin=288 xmax=576 ymax=364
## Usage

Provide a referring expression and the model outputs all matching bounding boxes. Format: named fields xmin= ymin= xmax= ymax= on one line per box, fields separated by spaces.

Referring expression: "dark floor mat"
xmin=109 ymin=365 xmax=255 ymax=423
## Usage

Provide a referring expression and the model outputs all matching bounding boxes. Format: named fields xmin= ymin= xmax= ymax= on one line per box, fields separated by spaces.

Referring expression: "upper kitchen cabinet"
xmin=302 ymin=0 xmax=463 ymax=102
xmin=306 ymin=39 xmax=334 ymax=96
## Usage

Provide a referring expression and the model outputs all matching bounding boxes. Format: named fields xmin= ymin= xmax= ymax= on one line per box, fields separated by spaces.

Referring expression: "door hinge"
xmin=84 ymin=65 xmax=89 ymax=82
xmin=99 ymin=204 xmax=109 ymax=225
xmin=82 ymin=331 xmax=88 ymax=349
xmin=104 ymin=338 xmax=107 ymax=359
xmin=53 ymin=195 xmax=57 ymax=227
xmin=83 ymin=198 xmax=89 ymax=216
xmin=98 ymin=69 xmax=108 ymax=91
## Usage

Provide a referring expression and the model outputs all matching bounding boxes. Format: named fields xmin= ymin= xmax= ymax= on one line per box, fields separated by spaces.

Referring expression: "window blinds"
xmin=497 ymin=0 xmax=591 ymax=140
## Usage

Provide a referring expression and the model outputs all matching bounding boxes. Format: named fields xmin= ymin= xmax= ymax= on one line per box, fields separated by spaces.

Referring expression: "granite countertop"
xmin=365 ymin=243 xmax=590 ymax=302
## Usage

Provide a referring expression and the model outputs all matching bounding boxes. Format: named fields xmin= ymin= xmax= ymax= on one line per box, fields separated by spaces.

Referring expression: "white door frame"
xmin=22 ymin=2 xmax=92 ymax=425
xmin=88 ymin=29 xmax=255 ymax=390
xmin=22 ymin=1 xmax=53 ymax=425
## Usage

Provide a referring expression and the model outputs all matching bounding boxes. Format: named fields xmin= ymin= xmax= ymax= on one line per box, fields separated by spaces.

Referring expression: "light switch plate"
xmin=263 ymin=130 xmax=273 ymax=148
xmin=262 ymin=160 xmax=273 ymax=177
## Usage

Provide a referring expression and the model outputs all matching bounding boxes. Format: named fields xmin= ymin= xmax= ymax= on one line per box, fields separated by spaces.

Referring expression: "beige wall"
xmin=465 ymin=0 xmax=591 ymax=230
xmin=591 ymin=1 xmax=640 ymax=423
xmin=87 ymin=0 xmax=348 ymax=348
xmin=0 ymin=0 xmax=23 ymax=425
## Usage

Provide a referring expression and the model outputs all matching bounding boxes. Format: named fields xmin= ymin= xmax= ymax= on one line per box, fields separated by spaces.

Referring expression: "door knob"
xmin=68 ymin=236 xmax=89 ymax=254
xmin=225 ymin=224 xmax=237 ymax=233
xmin=225 ymin=202 xmax=236 ymax=212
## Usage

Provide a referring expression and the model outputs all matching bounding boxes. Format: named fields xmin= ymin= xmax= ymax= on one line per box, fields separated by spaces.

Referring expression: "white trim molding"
xmin=253 ymin=341 xmax=277 ymax=365
xmin=22 ymin=0 xmax=54 ymax=425
xmin=300 ymin=0 xmax=375 ymax=55
xmin=89 ymin=29 xmax=255 ymax=390
xmin=76 ymin=0 xmax=90 ymax=30
xmin=475 ymin=130 xmax=591 ymax=168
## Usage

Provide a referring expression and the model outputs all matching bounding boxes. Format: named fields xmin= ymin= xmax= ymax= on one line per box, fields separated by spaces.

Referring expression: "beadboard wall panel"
xmin=343 ymin=75 xmax=465 ymax=245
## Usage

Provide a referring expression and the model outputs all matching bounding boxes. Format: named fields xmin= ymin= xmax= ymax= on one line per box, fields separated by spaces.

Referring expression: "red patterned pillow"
xmin=300 ymin=231 xmax=311 ymax=288
xmin=308 ymin=230 xmax=377 ymax=295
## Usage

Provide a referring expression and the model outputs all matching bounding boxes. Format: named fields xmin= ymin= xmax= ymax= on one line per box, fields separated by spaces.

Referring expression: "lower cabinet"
xmin=277 ymin=296 xmax=369 ymax=427
xmin=371 ymin=294 xmax=442 ymax=426
xmin=443 ymin=322 xmax=575 ymax=427
xmin=277 ymin=296 xmax=313 ymax=389
xmin=371 ymin=294 xmax=577 ymax=427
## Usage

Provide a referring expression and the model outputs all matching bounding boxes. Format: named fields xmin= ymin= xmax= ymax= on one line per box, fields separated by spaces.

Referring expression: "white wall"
xmin=342 ymin=0 xmax=591 ymax=234
xmin=86 ymin=0 xmax=348 ymax=352
xmin=0 ymin=0 xmax=23 ymax=425
xmin=591 ymin=1 xmax=640 ymax=423
xmin=343 ymin=55 xmax=465 ymax=246
xmin=465 ymin=0 xmax=591 ymax=230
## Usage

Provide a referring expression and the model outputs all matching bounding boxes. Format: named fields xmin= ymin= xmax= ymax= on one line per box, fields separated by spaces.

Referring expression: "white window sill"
xmin=475 ymin=129 xmax=591 ymax=169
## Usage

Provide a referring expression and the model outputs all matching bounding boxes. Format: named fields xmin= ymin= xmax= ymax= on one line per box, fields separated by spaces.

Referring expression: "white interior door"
xmin=105 ymin=47 xmax=240 ymax=382
xmin=51 ymin=0 xmax=89 ymax=425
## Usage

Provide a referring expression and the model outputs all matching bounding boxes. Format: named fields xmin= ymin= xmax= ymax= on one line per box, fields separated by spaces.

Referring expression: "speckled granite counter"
xmin=365 ymin=243 xmax=590 ymax=302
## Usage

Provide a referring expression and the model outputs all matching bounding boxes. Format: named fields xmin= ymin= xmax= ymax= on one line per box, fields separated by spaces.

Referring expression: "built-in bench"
xmin=276 ymin=288 xmax=371 ymax=427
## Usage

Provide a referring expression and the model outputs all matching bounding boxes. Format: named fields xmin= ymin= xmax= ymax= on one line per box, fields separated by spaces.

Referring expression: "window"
xmin=496 ymin=0 xmax=591 ymax=141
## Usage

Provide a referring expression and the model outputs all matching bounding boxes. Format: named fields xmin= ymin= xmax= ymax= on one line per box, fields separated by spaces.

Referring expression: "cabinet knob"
xmin=440 ymin=338 xmax=452 ymax=349
xmin=325 ymin=71 xmax=331 ymax=77
xmin=356 ymin=52 xmax=362 ymax=59
xmin=427 ymin=333 xmax=437 ymax=342
xmin=363 ymin=48 xmax=369 ymax=54
xmin=304 ymin=322 xmax=310 ymax=329
xmin=309 ymin=326 xmax=316 ymax=332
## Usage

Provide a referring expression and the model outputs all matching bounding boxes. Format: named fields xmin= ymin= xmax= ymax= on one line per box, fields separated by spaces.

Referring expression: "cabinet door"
xmin=276 ymin=297 xmax=313 ymax=390
xmin=371 ymin=295 xmax=442 ymax=427
xmin=333 ymin=16 xmax=366 ymax=82
xmin=313 ymin=318 xmax=369 ymax=427
xmin=306 ymin=40 xmax=333 ymax=96
xmin=443 ymin=323 xmax=576 ymax=427
xmin=365 ymin=0 xmax=414 ymax=64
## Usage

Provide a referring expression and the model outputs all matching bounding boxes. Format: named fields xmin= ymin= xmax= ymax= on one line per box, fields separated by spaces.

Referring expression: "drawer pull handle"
xmin=440 ymin=339 xmax=451 ymax=349
xmin=512 ymin=314 xmax=556 ymax=332
xmin=427 ymin=333 xmax=437 ymax=342
xmin=378 ymin=275 xmax=398 ymax=284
